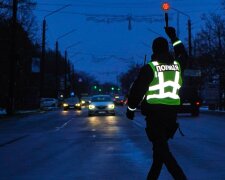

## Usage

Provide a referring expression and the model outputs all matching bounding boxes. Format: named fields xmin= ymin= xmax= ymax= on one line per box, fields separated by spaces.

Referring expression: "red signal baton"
xmin=162 ymin=2 xmax=170 ymax=27
xmin=165 ymin=13 xmax=168 ymax=27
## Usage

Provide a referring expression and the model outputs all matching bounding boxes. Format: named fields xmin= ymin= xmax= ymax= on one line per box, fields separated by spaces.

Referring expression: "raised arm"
xmin=165 ymin=27 xmax=188 ymax=70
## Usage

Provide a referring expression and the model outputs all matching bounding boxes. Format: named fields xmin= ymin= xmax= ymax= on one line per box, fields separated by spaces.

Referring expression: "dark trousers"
xmin=145 ymin=112 xmax=187 ymax=180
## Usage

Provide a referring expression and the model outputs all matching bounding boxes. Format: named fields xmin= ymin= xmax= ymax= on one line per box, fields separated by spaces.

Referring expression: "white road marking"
xmin=55 ymin=119 xmax=72 ymax=132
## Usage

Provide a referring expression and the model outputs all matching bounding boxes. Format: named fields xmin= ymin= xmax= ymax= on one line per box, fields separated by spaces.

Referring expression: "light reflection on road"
xmin=61 ymin=110 xmax=69 ymax=115
xmin=105 ymin=116 xmax=117 ymax=125
xmin=60 ymin=109 xmax=82 ymax=116
xmin=88 ymin=117 xmax=101 ymax=126
xmin=88 ymin=115 xmax=120 ymax=135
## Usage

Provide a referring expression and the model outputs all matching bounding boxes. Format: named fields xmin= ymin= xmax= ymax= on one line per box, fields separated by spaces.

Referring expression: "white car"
xmin=40 ymin=98 xmax=58 ymax=110
xmin=88 ymin=95 xmax=115 ymax=116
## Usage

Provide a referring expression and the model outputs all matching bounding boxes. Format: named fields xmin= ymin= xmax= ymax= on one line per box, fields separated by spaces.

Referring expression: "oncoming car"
xmin=88 ymin=95 xmax=115 ymax=116
xmin=80 ymin=96 xmax=91 ymax=107
xmin=113 ymin=95 xmax=125 ymax=106
xmin=63 ymin=97 xmax=81 ymax=111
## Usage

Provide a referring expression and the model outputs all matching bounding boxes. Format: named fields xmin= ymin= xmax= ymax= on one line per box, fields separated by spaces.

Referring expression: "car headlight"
xmin=81 ymin=100 xmax=85 ymax=104
xmin=75 ymin=103 xmax=81 ymax=106
xmin=63 ymin=103 xmax=69 ymax=107
xmin=108 ymin=104 xmax=115 ymax=109
xmin=89 ymin=104 xmax=95 ymax=109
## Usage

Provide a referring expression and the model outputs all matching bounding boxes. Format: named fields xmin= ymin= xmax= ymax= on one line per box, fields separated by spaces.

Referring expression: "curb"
xmin=0 ymin=109 xmax=42 ymax=120
xmin=200 ymin=109 xmax=225 ymax=116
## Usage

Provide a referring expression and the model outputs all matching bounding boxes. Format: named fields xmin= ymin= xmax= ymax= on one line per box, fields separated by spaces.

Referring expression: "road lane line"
xmin=55 ymin=119 xmax=72 ymax=132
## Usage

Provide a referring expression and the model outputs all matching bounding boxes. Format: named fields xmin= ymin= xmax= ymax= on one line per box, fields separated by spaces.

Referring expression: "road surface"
xmin=0 ymin=107 xmax=225 ymax=180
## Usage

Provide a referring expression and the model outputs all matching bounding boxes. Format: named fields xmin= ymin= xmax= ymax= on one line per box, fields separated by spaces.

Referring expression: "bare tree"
xmin=193 ymin=13 xmax=225 ymax=109
xmin=0 ymin=0 xmax=37 ymax=40
xmin=119 ymin=63 xmax=142 ymax=95
xmin=194 ymin=13 xmax=225 ymax=56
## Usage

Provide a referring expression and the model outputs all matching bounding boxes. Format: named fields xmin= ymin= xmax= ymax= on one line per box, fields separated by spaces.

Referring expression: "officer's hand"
xmin=165 ymin=26 xmax=176 ymax=39
xmin=126 ymin=108 xmax=135 ymax=120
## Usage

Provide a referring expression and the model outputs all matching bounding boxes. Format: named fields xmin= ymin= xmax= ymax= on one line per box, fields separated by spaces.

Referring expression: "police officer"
xmin=126 ymin=27 xmax=187 ymax=180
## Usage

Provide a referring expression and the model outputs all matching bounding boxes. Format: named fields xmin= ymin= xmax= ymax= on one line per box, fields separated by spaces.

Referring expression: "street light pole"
xmin=55 ymin=40 xmax=59 ymax=98
xmin=64 ymin=41 xmax=81 ymax=97
xmin=171 ymin=7 xmax=192 ymax=57
xmin=40 ymin=4 xmax=70 ymax=98
xmin=64 ymin=50 xmax=68 ymax=97
xmin=40 ymin=18 xmax=46 ymax=98
xmin=55 ymin=29 xmax=76 ymax=98
xmin=188 ymin=19 xmax=192 ymax=57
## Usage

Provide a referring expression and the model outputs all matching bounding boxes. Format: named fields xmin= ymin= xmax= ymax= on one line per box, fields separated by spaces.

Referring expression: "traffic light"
xmin=93 ymin=85 xmax=97 ymax=90
xmin=111 ymin=87 xmax=114 ymax=91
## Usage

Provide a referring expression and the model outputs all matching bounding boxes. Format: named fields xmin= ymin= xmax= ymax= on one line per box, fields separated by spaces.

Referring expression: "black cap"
xmin=152 ymin=37 xmax=169 ymax=54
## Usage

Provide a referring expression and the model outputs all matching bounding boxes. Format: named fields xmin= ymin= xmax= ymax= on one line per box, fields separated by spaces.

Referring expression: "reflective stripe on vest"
xmin=146 ymin=61 xmax=182 ymax=105
xmin=173 ymin=40 xmax=182 ymax=47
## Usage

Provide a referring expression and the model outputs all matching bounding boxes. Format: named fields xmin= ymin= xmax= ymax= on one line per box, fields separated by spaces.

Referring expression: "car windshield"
xmin=91 ymin=96 xmax=112 ymax=102
xmin=65 ymin=97 xmax=79 ymax=103
xmin=81 ymin=97 xmax=91 ymax=101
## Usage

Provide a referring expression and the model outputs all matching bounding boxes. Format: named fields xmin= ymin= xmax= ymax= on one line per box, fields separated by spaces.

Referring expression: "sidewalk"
xmin=0 ymin=108 xmax=42 ymax=120
xmin=0 ymin=107 xmax=59 ymax=117
xmin=200 ymin=106 xmax=225 ymax=115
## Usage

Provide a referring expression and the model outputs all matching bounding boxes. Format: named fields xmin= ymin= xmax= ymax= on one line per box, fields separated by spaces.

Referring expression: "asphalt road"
xmin=0 ymin=107 xmax=225 ymax=180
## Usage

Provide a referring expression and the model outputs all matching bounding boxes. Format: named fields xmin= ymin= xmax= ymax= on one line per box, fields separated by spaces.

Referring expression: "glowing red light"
xmin=196 ymin=102 xmax=200 ymax=106
xmin=162 ymin=2 xmax=170 ymax=11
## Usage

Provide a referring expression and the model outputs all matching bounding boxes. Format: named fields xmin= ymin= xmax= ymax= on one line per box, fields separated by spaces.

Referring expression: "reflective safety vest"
xmin=146 ymin=60 xmax=182 ymax=105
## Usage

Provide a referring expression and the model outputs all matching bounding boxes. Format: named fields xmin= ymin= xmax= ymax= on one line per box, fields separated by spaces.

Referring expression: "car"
xmin=80 ymin=96 xmax=92 ymax=107
xmin=40 ymin=98 xmax=58 ymax=110
xmin=63 ymin=97 xmax=81 ymax=111
xmin=88 ymin=95 xmax=115 ymax=116
xmin=178 ymin=87 xmax=201 ymax=116
xmin=113 ymin=95 xmax=125 ymax=106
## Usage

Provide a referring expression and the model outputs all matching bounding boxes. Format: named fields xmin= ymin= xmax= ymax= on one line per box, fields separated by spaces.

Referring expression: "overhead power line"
xmin=33 ymin=8 xmax=166 ymax=31
xmin=37 ymin=1 xmax=160 ymax=9
xmin=34 ymin=9 xmax=164 ymax=17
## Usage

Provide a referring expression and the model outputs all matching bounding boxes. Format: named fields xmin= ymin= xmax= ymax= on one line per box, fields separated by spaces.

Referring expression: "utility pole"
xmin=54 ymin=29 xmax=76 ymax=98
xmin=63 ymin=41 xmax=81 ymax=97
xmin=64 ymin=50 xmax=68 ymax=97
xmin=55 ymin=41 xmax=59 ymax=98
xmin=188 ymin=19 xmax=192 ymax=57
xmin=40 ymin=19 xmax=46 ymax=98
xmin=170 ymin=7 xmax=192 ymax=57
xmin=8 ymin=0 xmax=18 ymax=115
xmin=40 ymin=4 xmax=70 ymax=99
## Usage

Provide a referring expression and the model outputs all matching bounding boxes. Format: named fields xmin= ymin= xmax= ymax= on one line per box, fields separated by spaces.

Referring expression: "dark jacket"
xmin=127 ymin=38 xmax=188 ymax=115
